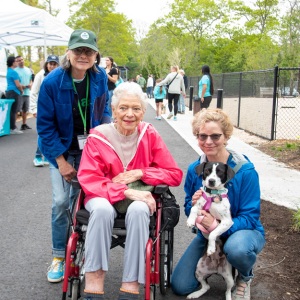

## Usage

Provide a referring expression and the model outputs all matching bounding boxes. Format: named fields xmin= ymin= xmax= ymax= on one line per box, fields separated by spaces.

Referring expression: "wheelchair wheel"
xmin=71 ymin=279 xmax=79 ymax=300
xmin=72 ymin=236 xmax=85 ymax=299
xmin=150 ymin=285 xmax=155 ymax=300
xmin=159 ymin=229 xmax=174 ymax=295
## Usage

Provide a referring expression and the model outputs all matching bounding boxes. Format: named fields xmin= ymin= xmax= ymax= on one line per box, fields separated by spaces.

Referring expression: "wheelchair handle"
xmin=71 ymin=176 xmax=81 ymax=189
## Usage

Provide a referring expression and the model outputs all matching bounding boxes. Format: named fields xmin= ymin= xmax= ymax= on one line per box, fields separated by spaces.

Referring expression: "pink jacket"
xmin=78 ymin=122 xmax=183 ymax=205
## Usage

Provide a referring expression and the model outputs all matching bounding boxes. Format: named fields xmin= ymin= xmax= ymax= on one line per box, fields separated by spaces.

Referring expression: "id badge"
xmin=77 ymin=135 xmax=87 ymax=150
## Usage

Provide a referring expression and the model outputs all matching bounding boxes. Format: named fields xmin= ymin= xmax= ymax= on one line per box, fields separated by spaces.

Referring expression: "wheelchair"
xmin=62 ymin=180 xmax=175 ymax=300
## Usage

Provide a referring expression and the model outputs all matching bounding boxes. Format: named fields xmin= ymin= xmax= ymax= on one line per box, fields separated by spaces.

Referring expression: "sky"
xmin=52 ymin=0 xmax=172 ymax=31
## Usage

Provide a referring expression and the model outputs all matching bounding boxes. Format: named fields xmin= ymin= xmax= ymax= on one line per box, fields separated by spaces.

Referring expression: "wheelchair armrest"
xmin=71 ymin=177 xmax=81 ymax=189
xmin=153 ymin=185 xmax=169 ymax=195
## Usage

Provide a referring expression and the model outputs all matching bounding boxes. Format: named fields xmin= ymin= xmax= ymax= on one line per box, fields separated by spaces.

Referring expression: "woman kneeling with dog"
xmin=171 ymin=108 xmax=265 ymax=300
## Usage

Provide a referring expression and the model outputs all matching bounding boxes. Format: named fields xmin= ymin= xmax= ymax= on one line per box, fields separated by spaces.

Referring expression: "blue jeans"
xmin=49 ymin=152 xmax=81 ymax=258
xmin=171 ymin=229 xmax=265 ymax=296
xmin=179 ymin=94 xmax=185 ymax=112
xmin=146 ymin=86 xmax=153 ymax=98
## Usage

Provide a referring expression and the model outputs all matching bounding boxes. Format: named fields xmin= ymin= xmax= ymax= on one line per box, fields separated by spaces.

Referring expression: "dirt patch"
xmin=254 ymin=201 xmax=300 ymax=299
xmin=235 ymin=133 xmax=300 ymax=299
xmin=255 ymin=139 xmax=300 ymax=172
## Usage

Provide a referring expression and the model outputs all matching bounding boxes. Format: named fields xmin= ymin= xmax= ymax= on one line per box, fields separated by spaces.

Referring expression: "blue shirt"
xmin=15 ymin=67 xmax=32 ymax=96
xmin=6 ymin=68 xmax=21 ymax=95
xmin=198 ymin=74 xmax=211 ymax=98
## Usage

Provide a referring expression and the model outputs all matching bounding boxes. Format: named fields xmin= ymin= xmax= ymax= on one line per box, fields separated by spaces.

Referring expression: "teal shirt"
xmin=153 ymin=85 xmax=166 ymax=99
xmin=198 ymin=74 xmax=211 ymax=97
xmin=15 ymin=67 xmax=32 ymax=96
xmin=6 ymin=67 xmax=21 ymax=95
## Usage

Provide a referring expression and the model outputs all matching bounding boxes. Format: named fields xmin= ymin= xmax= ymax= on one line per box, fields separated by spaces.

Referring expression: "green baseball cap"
xmin=68 ymin=29 xmax=99 ymax=52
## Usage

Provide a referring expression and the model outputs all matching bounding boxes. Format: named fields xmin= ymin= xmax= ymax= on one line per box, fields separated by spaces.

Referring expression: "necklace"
xmin=114 ymin=125 xmax=138 ymax=171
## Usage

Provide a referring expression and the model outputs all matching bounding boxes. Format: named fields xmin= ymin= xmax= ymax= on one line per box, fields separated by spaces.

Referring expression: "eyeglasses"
xmin=71 ymin=47 xmax=97 ymax=57
xmin=196 ymin=133 xmax=223 ymax=141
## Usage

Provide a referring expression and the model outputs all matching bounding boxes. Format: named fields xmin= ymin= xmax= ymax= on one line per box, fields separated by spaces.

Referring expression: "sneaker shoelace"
xmin=235 ymin=280 xmax=248 ymax=296
xmin=48 ymin=259 xmax=64 ymax=273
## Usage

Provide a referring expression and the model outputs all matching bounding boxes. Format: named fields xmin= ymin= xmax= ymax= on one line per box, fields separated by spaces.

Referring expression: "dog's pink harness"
xmin=202 ymin=192 xmax=228 ymax=211
xmin=195 ymin=188 xmax=228 ymax=233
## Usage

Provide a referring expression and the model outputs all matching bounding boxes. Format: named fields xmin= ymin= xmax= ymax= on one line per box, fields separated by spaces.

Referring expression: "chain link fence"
xmin=187 ymin=67 xmax=300 ymax=140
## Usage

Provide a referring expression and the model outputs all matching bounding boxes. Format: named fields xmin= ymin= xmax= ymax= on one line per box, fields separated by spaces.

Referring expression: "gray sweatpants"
xmin=85 ymin=197 xmax=150 ymax=284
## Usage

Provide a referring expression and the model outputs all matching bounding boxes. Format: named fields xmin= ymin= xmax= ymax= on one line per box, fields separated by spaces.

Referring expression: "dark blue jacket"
xmin=184 ymin=149 xmax=265 ymax=238
xmin=37 ymin=65 xmax=111 ymax=167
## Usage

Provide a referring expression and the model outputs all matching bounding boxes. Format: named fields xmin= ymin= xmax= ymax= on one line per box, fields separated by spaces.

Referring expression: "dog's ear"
xmin=226 ymin=165 xmax=235 ymax=181
xmin=195 ymin=162 xmax=206 ymax=177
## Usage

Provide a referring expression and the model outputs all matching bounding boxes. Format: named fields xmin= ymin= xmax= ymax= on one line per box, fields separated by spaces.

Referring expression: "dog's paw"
xmin=207 ymin=245 xmax=216 ymax=256
xmin=186 ymin=219 xmax=195 ymax=228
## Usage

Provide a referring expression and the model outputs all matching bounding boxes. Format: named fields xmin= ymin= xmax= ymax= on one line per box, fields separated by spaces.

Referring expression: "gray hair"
xmin=111 ymin=82 xmax=148 ymax=111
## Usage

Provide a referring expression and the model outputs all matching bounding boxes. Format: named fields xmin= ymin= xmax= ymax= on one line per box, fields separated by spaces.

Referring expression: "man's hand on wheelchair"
xmin=112 ymin=169 xmax=143 ymax=185
xmin=124 ymin=189 xmax=156 ymax=215
xmin=56 ymin=155 xmax=77 ymax=183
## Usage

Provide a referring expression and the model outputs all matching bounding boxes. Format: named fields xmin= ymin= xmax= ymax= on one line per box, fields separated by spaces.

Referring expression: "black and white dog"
xmin=186 ymin=161 xmax=235 ymax=300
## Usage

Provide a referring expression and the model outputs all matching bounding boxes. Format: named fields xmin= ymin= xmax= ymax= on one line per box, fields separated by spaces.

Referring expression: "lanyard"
xmin=72 ymin=73 xmax=89 ymax=135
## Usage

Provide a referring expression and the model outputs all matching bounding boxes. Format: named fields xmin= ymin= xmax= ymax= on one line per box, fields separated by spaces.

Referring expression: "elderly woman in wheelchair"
xmin=77 ymin=82 xmax=183 ymax=300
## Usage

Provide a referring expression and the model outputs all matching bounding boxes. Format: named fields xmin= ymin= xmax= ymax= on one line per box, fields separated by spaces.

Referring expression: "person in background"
xmin=153 ymin=78 xmax=166 ymax=120
xmin=15 ymin=55 xmax=33 ymax=130
xmin=146 ymin=74 xmax=154 ymax=98
xmin=137 ymin=74 xmax=146 ymax=92
xmin=178 ymin=69 xmax=188 ymax=114
xmin=30 ymin=55 xmax=59 ymax=167
xmin=171 ymin=108 xmax=265 ymax=300
xmin=77 ymin=81 xmax=183 ymax=300
xmin=115 ymin=67 xmax=124 ymax=87
xmin=156 ymin=66 xmax=186 ymax=121
xmin=37 ymin=29 xmax=111 ymax=283
xmin=5 ymin=56 xmax=23 ymax=134
xmin=198 ymin=65 xmax=214 ymax=110
xmin=105 ymin=56 xmax=118 ymax=117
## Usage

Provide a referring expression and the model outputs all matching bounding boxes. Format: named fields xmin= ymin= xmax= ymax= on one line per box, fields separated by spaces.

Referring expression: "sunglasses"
xmin=71 ymin=47 xmax=97 ymax=57
xmin=196 ymin=133 xmax=223 ymax=141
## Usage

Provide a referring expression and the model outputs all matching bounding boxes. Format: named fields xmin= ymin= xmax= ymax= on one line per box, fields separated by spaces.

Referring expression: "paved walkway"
xmin=148 ymin=98 xmax=300 ymax=210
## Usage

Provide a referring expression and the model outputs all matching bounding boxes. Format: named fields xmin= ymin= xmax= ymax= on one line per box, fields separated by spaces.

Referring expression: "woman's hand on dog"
xmin=192 ymin=189 xmax=203 ymax=206
xmin=198 ymin=210 xmax=215 ymax=230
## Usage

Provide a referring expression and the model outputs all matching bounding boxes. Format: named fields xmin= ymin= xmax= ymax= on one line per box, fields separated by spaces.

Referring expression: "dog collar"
xmin=203 ymin=186 xmax=228 ymax=195
xmin=202 ymin=190 xmax=228 ymax=211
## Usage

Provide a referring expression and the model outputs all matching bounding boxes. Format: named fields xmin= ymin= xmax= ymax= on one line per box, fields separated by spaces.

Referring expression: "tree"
xmin=67 ymin=0 xmax=137 ymax=67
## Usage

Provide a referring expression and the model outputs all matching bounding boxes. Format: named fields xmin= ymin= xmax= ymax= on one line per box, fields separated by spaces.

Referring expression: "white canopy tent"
xmin=0 ymin=0 xmax=73 ymax=56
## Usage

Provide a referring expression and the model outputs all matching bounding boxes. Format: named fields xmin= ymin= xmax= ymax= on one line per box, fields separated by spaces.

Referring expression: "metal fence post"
xmin=217 ymin=89 xmax=223 ymax=109
xmin=189 ymin=86 xmax=193 ymax=111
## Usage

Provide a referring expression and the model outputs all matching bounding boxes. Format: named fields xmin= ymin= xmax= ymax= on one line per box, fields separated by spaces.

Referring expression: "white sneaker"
xmin=167 ymin=113 xmax=173 ymax=119
xmin=10 ymin=129 xmax=23 ymax=135
xmin=33 ymin=157 xmax=44 ymax=167
xmin=232 ymin=278 xmax=252 ymax=299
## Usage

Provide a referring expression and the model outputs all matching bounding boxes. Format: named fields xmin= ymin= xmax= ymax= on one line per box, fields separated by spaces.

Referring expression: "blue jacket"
xmin=184 ymin=148 xmax=265 ymax=238
xmin=37 ymin=66 xmax=111 ymax=168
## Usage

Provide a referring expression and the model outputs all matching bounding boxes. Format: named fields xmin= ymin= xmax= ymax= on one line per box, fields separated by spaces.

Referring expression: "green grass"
xmin=292 ymin=209 xmax=300 ymax=232
xmin=271 ymin=142 xmax=300 ymax=152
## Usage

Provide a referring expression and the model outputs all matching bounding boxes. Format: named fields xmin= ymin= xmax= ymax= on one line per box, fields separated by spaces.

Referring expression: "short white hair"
xmin=111 ymin=82 xmax=148 ymax=111
xmin=179 ymin=69 xmax=185 ymax=74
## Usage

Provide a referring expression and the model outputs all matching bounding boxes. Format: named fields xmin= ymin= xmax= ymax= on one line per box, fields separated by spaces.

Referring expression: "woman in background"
xmin=105 ymin=56 xmax=118 ymax=117
xmin=30 ymin=55 xmax=59 ymax=167
xmin=156 ymin=66 xmax=186 ymax=121
xmin=198 ymin=65 xmax=214 ymax=110
xmin=5 ymin=56 xmax=23 ymax=134
xmin=153 ymin=78 xmax=166 ymax=120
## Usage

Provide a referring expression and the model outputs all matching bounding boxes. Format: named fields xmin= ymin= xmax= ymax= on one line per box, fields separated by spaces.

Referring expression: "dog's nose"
xmin=208 ymin=179 xmax=216 ymax=187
